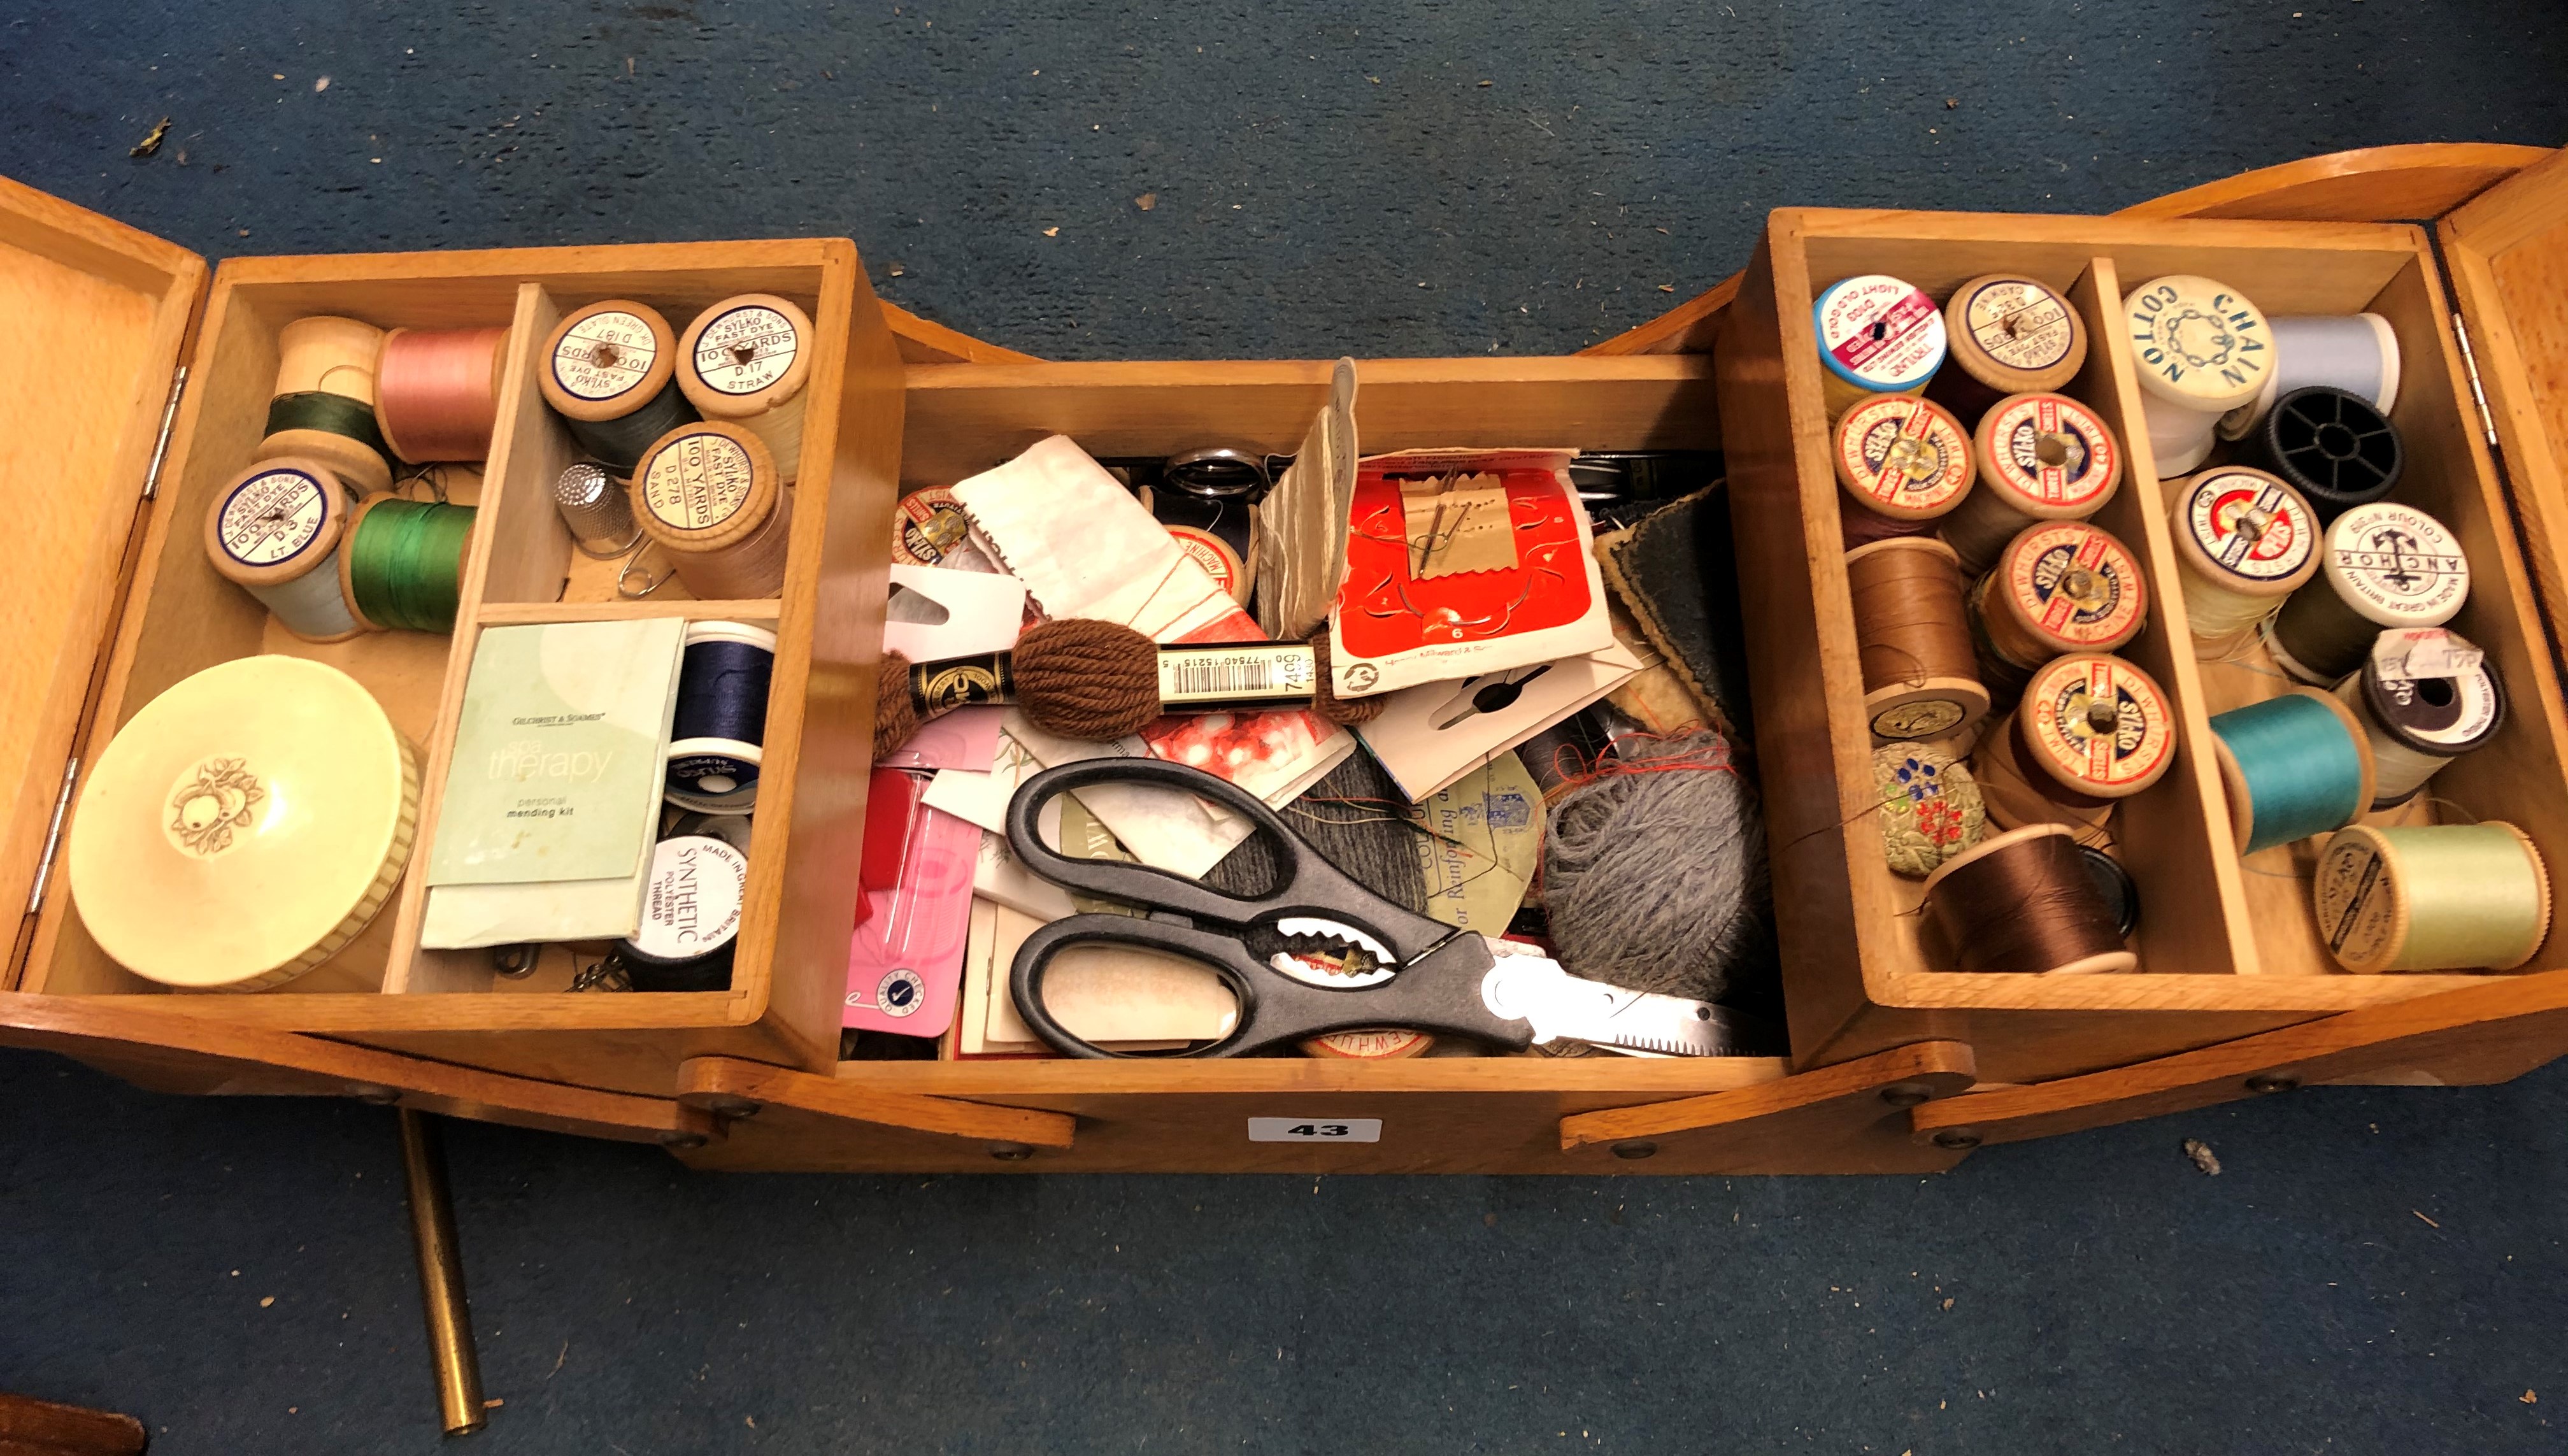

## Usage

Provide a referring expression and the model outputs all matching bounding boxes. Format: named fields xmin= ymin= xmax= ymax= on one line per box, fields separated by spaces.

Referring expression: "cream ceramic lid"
xmin=2120 ymin=275 xmax=2272 ymax=411
xmin=68 ymin=655 xmax=418 ymax=991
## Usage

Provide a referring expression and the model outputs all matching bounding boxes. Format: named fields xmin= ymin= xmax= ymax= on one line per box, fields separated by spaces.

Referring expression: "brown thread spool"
xmin=678 ymin=294 xmax=815 ymax=485
xmin=1832 ymin=394 xmax=1974 ymax=548
xmin=1942 ymin=392 xmax=2123 ymax=574
xmin=1925 ymin=275 xmax=2090 ymax=425
xmin=1974 ymin=653 xmax=2174 ymax=834
xmin=374 ymin=327 xmax=510 ymax=463
xmin=1844 ymin=536 xmax=1990 ymax=741
xmin=256 ymin=315 xmax=394 ymax=496
xmin=1923 ymin=823 xmax=2137 ymax=974
xmin=1968 ymin=522 xmax=2147 ymax=703
xmin=633 ymin=421 xmax=794 ymax=599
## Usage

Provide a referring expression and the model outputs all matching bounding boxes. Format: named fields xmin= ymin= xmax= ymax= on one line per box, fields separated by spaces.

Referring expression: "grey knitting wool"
xmin=1540 ymin=729 xmax=1767 ymax=1001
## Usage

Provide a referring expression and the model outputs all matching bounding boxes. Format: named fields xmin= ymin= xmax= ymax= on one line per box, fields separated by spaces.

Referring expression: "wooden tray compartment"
xmin=20 ymin=243 xmax=904 ymax=1096
xmin=1719 ymin=209 xmax=2568 ymax=1085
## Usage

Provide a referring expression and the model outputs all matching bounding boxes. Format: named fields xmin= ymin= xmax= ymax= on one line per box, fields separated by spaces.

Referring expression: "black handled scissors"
xmin=1003 ymin=757 xmax=1751 ymax=1060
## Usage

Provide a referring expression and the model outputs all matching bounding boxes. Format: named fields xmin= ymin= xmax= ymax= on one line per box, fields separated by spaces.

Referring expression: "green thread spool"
xmin=2208 ymin=689 xmax=2376 ymax=856
xmin=265 ymin=391 xmax=394 ymax=466
xmin=2314 ymin=823 xmax=2551 ymax=972
xmin=342 ymin=497 xmax=474 ymax=633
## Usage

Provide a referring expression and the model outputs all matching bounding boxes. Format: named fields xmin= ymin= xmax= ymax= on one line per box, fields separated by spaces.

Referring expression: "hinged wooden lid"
xmin=0 ymin=175 xmax=206 ymax=960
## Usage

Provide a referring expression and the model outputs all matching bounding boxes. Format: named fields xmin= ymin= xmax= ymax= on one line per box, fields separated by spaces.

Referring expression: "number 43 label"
xmin=1248 ymin=1117 xmax=1383 ymax=1143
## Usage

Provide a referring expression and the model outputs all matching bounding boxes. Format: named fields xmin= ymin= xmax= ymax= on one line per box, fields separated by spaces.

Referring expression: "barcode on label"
xmin=1159 ymin=645 xmax=1314 ymax=705
xmin=1176 ymin=654 xmax=1272 ymax=695
xmin=1247 ymin=1117 xmax=1383 ymax=1143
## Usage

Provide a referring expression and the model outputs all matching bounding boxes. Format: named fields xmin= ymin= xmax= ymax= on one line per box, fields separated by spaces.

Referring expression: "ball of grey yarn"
xmin=1541 ymin=730 xmax=1766 ymax=1002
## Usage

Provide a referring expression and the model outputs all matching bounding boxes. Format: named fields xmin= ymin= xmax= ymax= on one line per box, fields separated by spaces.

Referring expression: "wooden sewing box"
xmin=7 ymin=143 xmax=2568 ymax=1175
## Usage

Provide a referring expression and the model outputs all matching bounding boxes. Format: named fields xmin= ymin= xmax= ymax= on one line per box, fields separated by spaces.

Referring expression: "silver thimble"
xmin=555 ymin=461 xmax=641 ymax=557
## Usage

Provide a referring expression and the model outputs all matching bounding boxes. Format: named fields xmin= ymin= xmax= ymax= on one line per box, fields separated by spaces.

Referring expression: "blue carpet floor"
xmin=6 ymin=2 xmax=2568 ymax=1452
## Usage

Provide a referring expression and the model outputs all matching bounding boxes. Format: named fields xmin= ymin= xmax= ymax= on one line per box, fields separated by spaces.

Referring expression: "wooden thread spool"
xmin=1813 ymin=274 xmax=1946 ymax=420
xmin=203 ymin=457 xmax=366 ymax=643
xmin=374 ymin=327 xmax=508 ymax=462
xmin=2336 ymin=630 xmax=2504 ymax=809
xmin=539 ymin=300 xmax=701 ymax=475
xmin=2208 ymin=689 xmax=2376 ymax=856
xmin=2269 ymin=501 xmax=2469 ymax=685
xmin=1923 ymin=823 xmax=2137 ymax=975
xmin=1968 ymin=522 xmax=2146 ymax=703
xmin=1843 ymin=536 xmax=1989 ymax=741
xmin=338 ymin=496 xmax=476 ymax=635
xmin=633 ymin=420 xmax=794 ymax=599
xmin=1832 ymin=393 xmax=1974 ymax=548
xmin=1974 ymin=653 xmax=2175 ymax=834
xmin=2165 ymin=467 xmax=2319 ymax=654
xmin=2119 ymin=275 xmax=2272 ymax=478
xmin=1925 ymin=275 xmax=2089 ymax=425
xmin=679 ymin=294 xmax=814 ymax=485
xmin=2218 ymin=313 xmax=2401 ymax=442
xmin=256 ymin=315 xmax=393 ymax=495
xmin=2314 ymin=823 xmax=2550 ymax=973
xmin=1943 ymin=392 xmax=2122 ymax=574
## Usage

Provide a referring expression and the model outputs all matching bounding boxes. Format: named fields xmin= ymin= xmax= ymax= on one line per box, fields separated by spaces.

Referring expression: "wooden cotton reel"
xmin=2269 ymin=501 xmax=2469 ymax=685
xmin=2166 ymin=467 xmax=2319 ymax=655
xmin=1831 ymin=393 xmax=1973 ymax=547
xmin=254 ymin=315 xmax=393 ymax=495
xmin=540 ymin=299 xmax=699 ymax=475
xmin=679 ymin=294 xmax=814 ymax=485
xmin=203 ymin=457 xmax=365 ymax=643
xmin=64 ymin=656 xmax=420 ymax=992
xmin=2119 ymin=275 xmax=2271 ymax=478
xmin=1844 ymin=536 xmax=1989 ymax=743
xmin=2208 ymin=689 xmax=2376 ymax=857
xmin=374 ymin=326 xmax=509 ymax=462
xmin=1973 ymin=653 xmax=2175 ymax=836
xmin=1812 ymin=274 xmax=1946 ymax=420
xmin=1969 ymin=522 xmax=2146 ymax=701
xmin=2313 ymin=823 xmax=2551 ymax=973
xmin=633 ymin=420 xmax=794 ymax=599
xmin=1925 ymin=274 xmax=2089 ymax=425
xmin=1942 ymin=392 xmax=2122 ymax=574
xmin=1922 ymin=824 xmax=2137 ymax=976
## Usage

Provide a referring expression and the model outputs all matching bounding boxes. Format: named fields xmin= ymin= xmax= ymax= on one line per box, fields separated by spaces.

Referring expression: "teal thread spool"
xmin=2208 ymin=689 xmax=2376 ymax=856
xmin=2314 ymin=823 xmax=2551 ymax=972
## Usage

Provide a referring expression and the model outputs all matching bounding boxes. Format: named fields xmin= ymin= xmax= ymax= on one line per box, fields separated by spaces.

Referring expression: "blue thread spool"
xmin=2208 ymin=689 xmax=2377 ymax=856
xmin=665 ymin=620 xmax=776 ymax=813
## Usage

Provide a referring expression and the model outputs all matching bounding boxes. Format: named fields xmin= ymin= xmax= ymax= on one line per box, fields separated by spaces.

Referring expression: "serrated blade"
xmin=1481 ymin=954 xmax=1738 ymax=1057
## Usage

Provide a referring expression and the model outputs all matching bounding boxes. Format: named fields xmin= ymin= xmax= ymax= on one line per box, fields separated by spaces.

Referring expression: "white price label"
xmin=1248 ymin=1117 xmax=1382 ymax=1144
xmin=2373 ymin=627 xmax=2485 ymax=682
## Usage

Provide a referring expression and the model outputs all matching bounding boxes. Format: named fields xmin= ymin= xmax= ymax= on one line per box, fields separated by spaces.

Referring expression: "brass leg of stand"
xmin=397 ymin=1108 xmax=487 ymax=1437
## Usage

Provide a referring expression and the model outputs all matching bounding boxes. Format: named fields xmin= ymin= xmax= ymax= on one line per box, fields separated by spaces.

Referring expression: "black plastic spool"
xmin=2237 ymin=385 xmax=2402 ymax=525
xmin=2075 ymin=843 xmax=2141 ymax=941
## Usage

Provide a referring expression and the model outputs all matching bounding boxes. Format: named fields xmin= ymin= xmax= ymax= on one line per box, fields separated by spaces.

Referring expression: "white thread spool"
xmin=2119 ymin=275 xmax=2272 ymax=478
xmin=2220 ymin=313 xmax=2402 ymax=441
xmin=203 ymin=457 xmax=367 ymax=642
xmin=2166 ymin=467 xmax=2320 ymax=653
xmin=680 ymin=294 xmax=813 ymax=485
xmin=2335 ymin=630 xmax=2505 ymax=808
xmin=1813 ymin=275 xmax=1946 ymax=420
xmin=1941 ymin=392 xmax=2123 ymax=574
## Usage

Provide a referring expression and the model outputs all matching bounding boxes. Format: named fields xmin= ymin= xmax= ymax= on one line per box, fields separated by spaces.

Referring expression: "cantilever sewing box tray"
xmin=7 ymin=143 xmax=2568 ymax=1176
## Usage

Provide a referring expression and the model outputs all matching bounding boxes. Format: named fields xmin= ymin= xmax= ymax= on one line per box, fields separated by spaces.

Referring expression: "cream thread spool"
xmin=203 ymin=457 xmax=367 ymax=643
xmin=2119 ymin=275 xmax=2272 ymax=478
xmin=2313 ymin=823 xmax=2550 ymax=973
xmin=2166 ymin=467 xmax=2320 ymax=655
xmin=1974 ymin=653 xmax=2175 ymax=835
xmin=1942 ymin=392 xmax=2122 ymax=574
xmin=1832 ymin=393 xmax=1974 ymax=545
xmin=2336 ymin=630 xmax=2505 ymax=809
xmin=1813 ymin=275 xmax=1946 ymax=420
xmin=678 ymin=294 xmax=814 ymax=485
xmin=2219 ymin=313 xmax=2402 ymax=441
xmin=1968 ymin=522 xmax=2146 ymax=702
xmin=256 ymin=315 xmax=394 ymax=496
xmin=633 ymin=420 xmax=794 ymax=599
xmin=539 ymin=300 xmax=700 ymax=474
xmin=1925 ymin=275 xmax=2088 ymax=425
xmin=2269 ymin=501 xmax=2470 ymax=685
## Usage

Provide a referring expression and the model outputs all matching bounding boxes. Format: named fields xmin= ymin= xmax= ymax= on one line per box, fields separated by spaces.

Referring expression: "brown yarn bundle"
xmin=872 ymin=621 xmax=1380 ymax=759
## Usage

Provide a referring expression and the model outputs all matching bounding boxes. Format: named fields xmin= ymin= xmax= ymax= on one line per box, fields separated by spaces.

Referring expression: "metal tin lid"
xmin=2357 ymin=630 xmax=2504 ymax=759
xmin=2320 ymin=502 xmax=2470 ymax=626
xmin=1992 ymin=523 xmax=2146 ymax=653
xmin=1974 ymin=392 xmax=2122 ymax=516
xmin=1813 ymin=275 xmax=1947 ymax=392
xmin=2120 ymin=275 xmax=2272 ymax=410
xmin=2019 ymin=653 xmax=2176 ymax=798
xmin=1832 ymin=394 xmax=1973 ymax=520
xmin=2171 ymin=467 xmax=2318 ymax=596
xmin=621 ymin=835 xmax=748 ymax=967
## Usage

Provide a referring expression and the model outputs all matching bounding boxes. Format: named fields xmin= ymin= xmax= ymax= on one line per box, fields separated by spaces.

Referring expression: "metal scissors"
xmin=1003 ymin=757 xmax=1753 ymax=1060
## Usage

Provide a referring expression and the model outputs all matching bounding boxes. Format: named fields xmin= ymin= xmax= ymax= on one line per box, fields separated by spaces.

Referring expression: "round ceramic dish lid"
xmin=67 ymin=655 xmax=417 ymax=991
